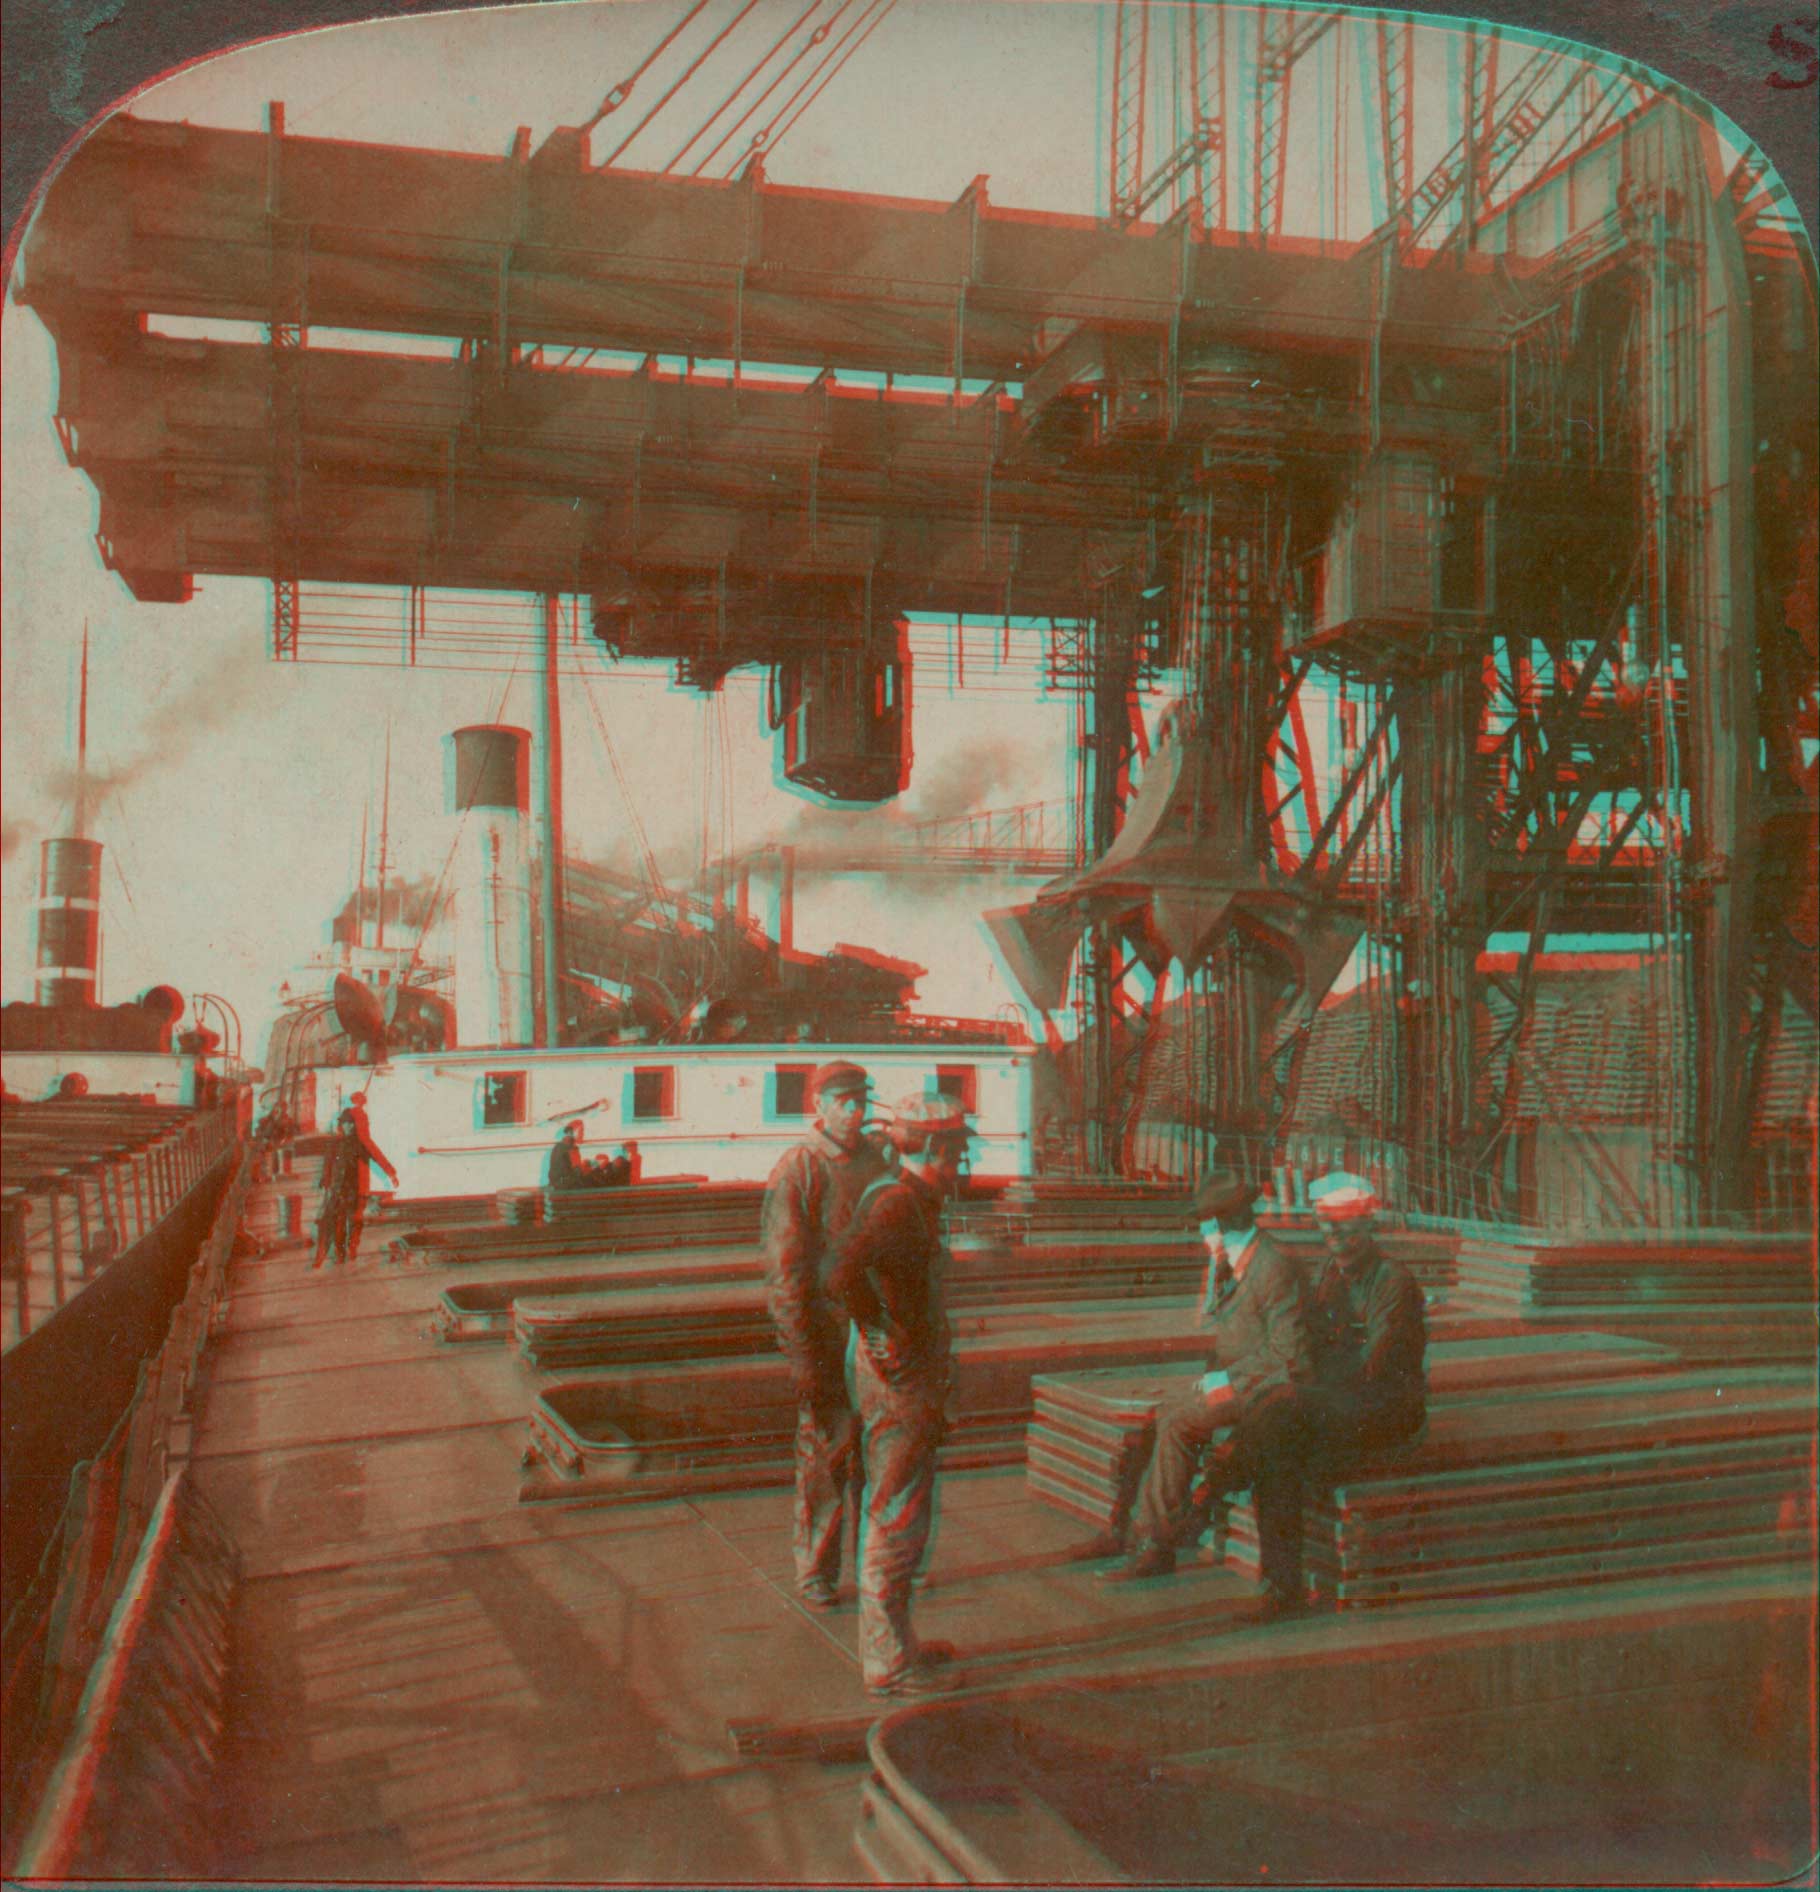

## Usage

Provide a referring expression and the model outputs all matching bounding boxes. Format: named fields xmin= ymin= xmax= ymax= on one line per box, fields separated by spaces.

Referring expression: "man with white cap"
xmin=826 ymin=1091 xmax=971 ymax=1698
xmin=759 ymin=1060 xmax=888 ymax=1611
xmin=1305 ymin=1169 xmax=1428 ymax=1462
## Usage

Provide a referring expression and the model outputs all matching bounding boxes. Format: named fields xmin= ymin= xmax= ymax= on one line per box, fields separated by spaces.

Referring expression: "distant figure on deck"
xmin=253 ymin=1104 xmax=294 ymax=1182
xmin=314 ymin=1106 xmax=398 ymax=1270
xmin=597 ymin=1144 xmax=635 ymax=1188
xmin=759 ymin=1060 xmax=887 ymax=1612
xmin=828 ymin=1091 xmax=974 ymax=1699
xmin=548 ymin=1120 xmax=607 ymax=1192
xmin=1096 ymin=1169 xmax=1320 ymax=1622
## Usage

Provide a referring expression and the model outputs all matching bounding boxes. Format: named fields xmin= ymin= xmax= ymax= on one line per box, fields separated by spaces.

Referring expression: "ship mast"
xmin=354 ymin=801 xmax=369 ymax=960
xmin=536 ymin=594 xmax=567 ymax=1047
xmin=375 ymin=723 xmax=392 ymax=951
xmin=74 ymin=623 xmax=90 ymax=840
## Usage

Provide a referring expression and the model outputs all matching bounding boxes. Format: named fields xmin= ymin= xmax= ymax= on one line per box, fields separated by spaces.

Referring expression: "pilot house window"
xmin=632 ymin=1066 xmax=675 ymax=1121
xmin=773 ymin=1065 xmax=812 ymax=1118
xmin=934 ymin=1065 xmax=978 ymax=1113
xmin=482 ymin=1071 xmax=527 ymax=1126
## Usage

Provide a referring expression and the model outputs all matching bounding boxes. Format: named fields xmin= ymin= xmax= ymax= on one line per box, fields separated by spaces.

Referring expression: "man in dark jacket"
xmin=548 ymin=1121 xmax=604 ymax=1191
xmin=1304 ymin=1169 xmax=1429 ymax=1467
xmin=1098 ymin=1170 xmax=1316 ymax=1616
xmin=314 ymin=1105 xmax=398 ymax=1268
xmin=759 ymin=1061 xmax=888 ymax=1611
xmin=827 ymin=1092 xmax=970 ymax=1699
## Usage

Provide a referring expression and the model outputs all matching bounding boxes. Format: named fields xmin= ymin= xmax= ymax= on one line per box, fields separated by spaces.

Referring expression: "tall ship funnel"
xmin=447 ymin=725 xmax=534 ymax=1050
xmin=34 ymin=836 xmax=103 ymax=1010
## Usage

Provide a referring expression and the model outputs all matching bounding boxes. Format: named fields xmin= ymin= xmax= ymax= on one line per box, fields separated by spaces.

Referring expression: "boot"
xmin=1094 ymin=1540 xmax=1177 ymax=1584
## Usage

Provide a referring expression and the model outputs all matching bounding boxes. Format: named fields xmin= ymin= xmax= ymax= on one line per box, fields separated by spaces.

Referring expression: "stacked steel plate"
xmin=1452 ymin=1229 xmax=1812 ymax=1311
xmin=386 ymin=1183 xmax=765 ymax=1266
xmin=1218 ymin=1366 xmax=1816 ymax=1606
xmin=1026 ymin=1334 xmax=1697 ymax=1543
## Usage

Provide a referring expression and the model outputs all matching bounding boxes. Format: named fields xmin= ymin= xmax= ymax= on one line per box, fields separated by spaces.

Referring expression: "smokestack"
xmin=35 ymin=837 xmax=103 ymax=1009
xmin=446 ymin=724 xmax=535 ymax=1049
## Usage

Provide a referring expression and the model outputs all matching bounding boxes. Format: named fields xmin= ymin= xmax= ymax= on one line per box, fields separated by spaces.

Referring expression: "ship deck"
xmin=190 ymin=1195 xmax=1815 ymax=1885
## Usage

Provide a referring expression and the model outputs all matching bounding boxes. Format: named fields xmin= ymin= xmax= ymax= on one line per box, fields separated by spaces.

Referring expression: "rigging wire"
xmin=662 ymin=0 xmax=828 ymax=174
xmin=715 ymin=0 xmax=891 ymax=177
xmin=687 ymin=0 xmax=860 ymax=176
xmin=580 ymin=0 xmax=716 ymax=136
xmin=750 ymin=0 xmax=899 ymax=169
xmin=576 ymin=646 xmax=672 ymax=920
xmin=599 ymin=0 xmax=769 ymax=171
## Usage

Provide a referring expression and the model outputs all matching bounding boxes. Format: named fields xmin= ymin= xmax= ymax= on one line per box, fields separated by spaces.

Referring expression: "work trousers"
xmin=1269 ymin=1390 xmax=1423 ymax=1546
xmin=313 ymin=1190 xmax=364 ymax=1267
xmin=791 ymin=1387 xmax=860 ymax=1590
xmin=1133 ymin=1382 xmax=1312 ymax=1596
xmin=850 ymin=1341 xmax=944 ymax=1689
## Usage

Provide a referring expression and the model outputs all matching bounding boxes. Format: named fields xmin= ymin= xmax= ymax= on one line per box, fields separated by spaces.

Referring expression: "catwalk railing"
xmin=1 ymin=1104 xmax=242 ymax=1351
xmin=0 ymin=1143 xmax=252 ymax=1875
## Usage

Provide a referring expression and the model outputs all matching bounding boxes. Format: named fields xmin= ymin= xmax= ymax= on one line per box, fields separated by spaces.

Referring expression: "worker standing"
xmin=827 ymin=1093 xmax=971 ymax=1699
xmin=759 ymin=1061 xmax=887 ymax=1611
xmin=314 ymin=1102 xmax=399 ymax=1269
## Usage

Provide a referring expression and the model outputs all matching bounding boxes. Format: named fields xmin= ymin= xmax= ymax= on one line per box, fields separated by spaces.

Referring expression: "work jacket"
xmin=1198 ymin=1230 xmax=1315 ymax=1412
xmin=760 ymin=1128 xmax=889 ymax=1393
xmin=318 ymin=1130 xmax=363 ymax=1203
xmin=1310 ymin=1237 xmax=1428 ymax=1442
xmin=548 ymin=1138 xmax=594 ymax=1191
xmin=826 ymin=1168 xmax=951 ymax=1391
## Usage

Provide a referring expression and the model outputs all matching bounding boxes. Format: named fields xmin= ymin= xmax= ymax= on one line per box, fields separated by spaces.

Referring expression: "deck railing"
xmin=1 ymin=1106 xmax=240 ymax=1351
xmin=0 ymin=1143 xmax=251 ymax=1871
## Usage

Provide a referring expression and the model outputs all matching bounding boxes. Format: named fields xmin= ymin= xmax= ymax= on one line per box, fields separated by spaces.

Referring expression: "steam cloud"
xmin=773 ymin=737 xmax=1027 ymax=856
xmin=46 ymin=642 xmax=269 ymax=807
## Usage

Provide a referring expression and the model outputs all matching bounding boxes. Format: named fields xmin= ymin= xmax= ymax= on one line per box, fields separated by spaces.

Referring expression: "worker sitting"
xmin=548 ymin=1120 xmax=613 ymax=1191
xmin=1292 ymin=1167 xmax=1429 ymax=1491
xmin=1093 ymin=1168 xmax=1320 ymax=1622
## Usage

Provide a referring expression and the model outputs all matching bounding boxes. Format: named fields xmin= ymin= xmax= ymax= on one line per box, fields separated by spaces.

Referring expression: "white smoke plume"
xmin=46 ymin=642 xmax=269 ymax=806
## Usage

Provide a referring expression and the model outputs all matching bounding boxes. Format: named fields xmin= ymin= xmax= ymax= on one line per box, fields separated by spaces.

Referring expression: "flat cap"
xmin=811 ymin=1060 xmax=871 ymax=1101
xmin=1310 ymin=1170 xmax=1381 ymax=1220
xmin=889 ymin=1093 xmax=974 ymax=1138
xmin=1192 ymin=1170 xmax=1258 ymax=1222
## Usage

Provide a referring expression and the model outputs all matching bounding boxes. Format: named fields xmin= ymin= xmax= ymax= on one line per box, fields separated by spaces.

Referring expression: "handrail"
xmin=1 ymin=1106 xmax=241 ymax=1352
xmin=0 ymin=1145 xmax=253 ymax=1868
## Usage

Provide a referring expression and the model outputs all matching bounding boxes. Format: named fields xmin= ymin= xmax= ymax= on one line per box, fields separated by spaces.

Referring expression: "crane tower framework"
xmin=12 ymin=37 xmax=1817 ymax=1222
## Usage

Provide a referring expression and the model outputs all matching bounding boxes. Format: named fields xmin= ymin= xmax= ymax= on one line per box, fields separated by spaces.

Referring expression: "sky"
xmin=0 ymin=0 xmax=1625 ymax=1059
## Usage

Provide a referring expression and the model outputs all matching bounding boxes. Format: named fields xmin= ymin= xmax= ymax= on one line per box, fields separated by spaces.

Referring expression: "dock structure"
xmin=6 ymin=1160 xmax=1804 ymax=1883
xmin=2 ymin=7 xmax=1815 ymax=1883
xmin=14 ymin=68 xmax=1817 ymax=1222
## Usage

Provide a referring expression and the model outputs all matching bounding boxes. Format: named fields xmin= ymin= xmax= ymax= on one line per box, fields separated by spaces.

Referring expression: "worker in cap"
xmin=1306 ymin=1169 xmax=1427 ymax=1450
xmin=1097 ymin=1166 xmax=1319 ymax=1622
xmin=1192 ymin=1169 xmax=1260 ymax=1227
xmin=758 ymin=1058 xmax=888 ymax=1611
xmin=882 ymin=1091 xmax=973 ymax=1154
xmin=548 ymin=1119 xmax=602 ymax=1193
xmin=1308 ymin=1170 xmax=1379 ymax=1223
xmin=314 ymin=1104 xmax=397 ymax=1271
xmin=1204 ymin=1169 xmax=1429 ymax=1606
xmin=825 ymin=1091 xmax=973 ymax=1697
xmin=812 ymin=1060 xmax=870 ymax=1105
